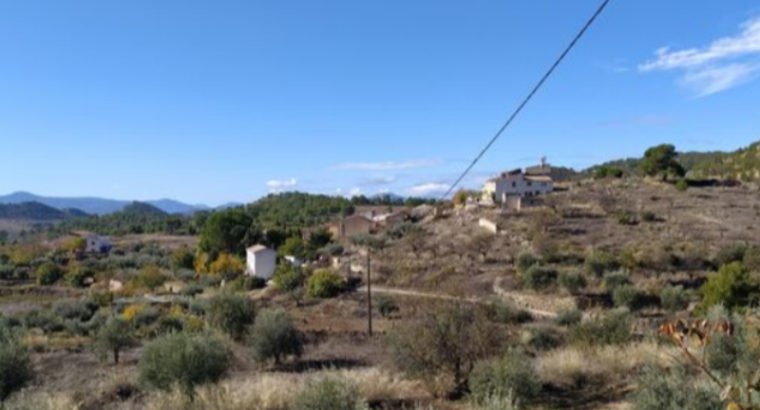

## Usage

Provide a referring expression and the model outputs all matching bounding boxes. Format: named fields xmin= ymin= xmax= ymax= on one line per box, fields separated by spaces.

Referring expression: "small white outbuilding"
xmin=246 ymin=244 xmax=277 ymax=280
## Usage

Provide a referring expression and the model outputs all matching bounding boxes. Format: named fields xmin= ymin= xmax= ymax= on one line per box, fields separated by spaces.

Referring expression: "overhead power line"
xmin=440 ymin=0 xmax=612 ymax=200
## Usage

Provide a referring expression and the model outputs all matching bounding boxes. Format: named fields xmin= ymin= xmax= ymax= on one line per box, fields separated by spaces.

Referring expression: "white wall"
xmin=247 ymin=248 xmax=277 ymax=280
xmin=483 ymin=176 xmax=553 ymax=202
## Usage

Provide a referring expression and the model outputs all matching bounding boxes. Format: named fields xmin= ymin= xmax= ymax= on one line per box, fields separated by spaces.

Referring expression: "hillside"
xmin=0 ymin=201 xmax=88 ymax=221
xmin=691 ymin=141 xmax=760 ymax=181
xmin=583 ymin=150 xmax=728 ymax=177
xmin=247 ymin=192 xmax=355 ymax=229
xmin=0 ymin=191 xmax=207 ymax=215
xmin=56 ymin=201 xmax=192 ymax=235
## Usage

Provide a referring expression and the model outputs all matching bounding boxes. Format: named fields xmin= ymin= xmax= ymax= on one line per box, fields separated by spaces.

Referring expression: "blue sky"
xmin=1 ymin=0 xmax=760 ymax=205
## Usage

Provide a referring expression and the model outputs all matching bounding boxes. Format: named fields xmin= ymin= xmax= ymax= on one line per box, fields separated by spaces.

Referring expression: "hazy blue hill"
xmin=121 ymin=201 xmax=168 ymax=216
xmin=0 ymin=191 xmax=207 ymax=215
xmin=0 ymin=201 xmax=88 ymax=221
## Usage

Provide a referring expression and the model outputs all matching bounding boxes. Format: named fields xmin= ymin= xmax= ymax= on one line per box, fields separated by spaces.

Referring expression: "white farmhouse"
xmin=246 ymin=244 xmax=277 ymax=280
xmin=482 ymin=158 xmax=554 ymax=203
xmin=84 ymin=233 xmax=111 ymax=254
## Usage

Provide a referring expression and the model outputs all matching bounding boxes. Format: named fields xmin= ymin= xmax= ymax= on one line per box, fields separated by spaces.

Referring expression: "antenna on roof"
xmin=540 ymin=156 xmax=547 ymax=168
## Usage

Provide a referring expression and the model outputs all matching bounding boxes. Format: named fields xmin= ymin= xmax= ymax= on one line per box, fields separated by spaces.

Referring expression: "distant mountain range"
xmin=0 ymin=192 xmax=210 ymax=215
xmin=0 ymin=201 xmax=88 ymax=221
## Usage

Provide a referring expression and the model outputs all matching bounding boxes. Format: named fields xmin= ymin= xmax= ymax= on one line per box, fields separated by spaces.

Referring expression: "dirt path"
xmin=358 ymin=283 xmax=559 ymax=319
xmin=492 ymin=278 xmax=576 ymax=316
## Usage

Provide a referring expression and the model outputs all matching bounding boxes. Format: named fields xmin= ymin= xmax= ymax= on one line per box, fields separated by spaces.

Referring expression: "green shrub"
xmin=660 ymin=285 xmax=689 ymax=312
xmin=593 ymin=165 xmax=624 ymax=179
xmin=293 ymin=377 xmax=367 ymax=410
xmin=23 ymin=310 xmax=64 ymax=333
xmin=631 ymin=364 xmax=721 ymax=410
xmin=612 ymin=285 xmax=647 ymax=310
xmin=705 ymin=332 xmax=739 ymax=374
xmin=64 ymin=266 xmax=95 ymax=287
xmin=558 ymin=272 xmax=586 ymax=294
xmin=207 ymin=292 xmax=255 ymax=340
xmin=675 ymin=178 xmax=689 ymax=192
xmin=157 ymin=315 xmax=185 ymax=334
xmin=249 ymin=308 xmax=303 ymax=365
xmin=486 ymin=299 xmax=532 ymax=324
xmin=0 ymin=324 xmax=33 ymax=400
xmin=376 ymin=295 xmax=399 ymax=318
xmin=469 ymin=351 xmax=540 ymax=404
xmin=227 ymin=275 xmax=267 ymax=292
xmin=133 ymin=265 xmax=168 ymax=290
xmin=523 ymin=326 xmax=563 ymax=351
xmin=715 ymin=243 xmax=747 ymax=267
xmin=306 ymin=269 xmax=345 ymax=298
xmin=35 ymin=262 xmax=62 ymax=285
xmin=273 ymin=264 xmax=305 ymax=292
xmin=699 ymin=261 xmax=759 ymax=312
xmin=584 ymin=250 xmax=617 ymax=277
xmin=743 ymin=245 xmax=760 ymax=272
xmin=603 ymin=271 xmax=631 ymax=291
xmin=139 ymin=331 xmax=231 ymax=395
xmin=171 ymin=247 xmax=195 ymax=270
xmin=641 ymin=211 xmax=658 ymax=222
xmin=516 ymin=252 xmax=539 ymax=273
xmin=554 ymin=309 xmax=583 ymax=327
xmin=183 ymin=284 xmax=204 ymax=298
xmin=95 ymin=317 xmax=134 ymax=364
xmin=133 ymin=306 xmax=161 ymax=328
xmin=616 ymin=210 xmax=639 ymax=226
xmin=53 ymin=300 xmax=98 ymax=322
xmin=569 ymin=309 xmax=631 ymax=346
xmin=520 ymin=265 xmax=557 ymax=290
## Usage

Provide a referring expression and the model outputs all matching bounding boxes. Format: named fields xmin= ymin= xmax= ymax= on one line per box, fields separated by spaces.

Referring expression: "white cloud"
xmin=407 ymin=182 xmax=449 ymax=196
xmin=639 ymin=15 xmax=760 ymax=96
xmin=266 ymin=178 xmax=297 ymax=193
xmin=333 ymin=159 xmax=439 ymax=171
xmin=349 ymin=187 xmax=362 ymax=197
xmin=681 ymin=63 xmax=759 ymax=97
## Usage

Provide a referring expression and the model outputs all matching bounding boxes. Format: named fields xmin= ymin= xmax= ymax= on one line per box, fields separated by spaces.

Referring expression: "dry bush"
xmin=2 ymin=392 xmax=77 ymax=410
xmin=141 ymin=368 xmax=419 ymax=410
xmin=535 ymin=341 xmax=674 ymax=387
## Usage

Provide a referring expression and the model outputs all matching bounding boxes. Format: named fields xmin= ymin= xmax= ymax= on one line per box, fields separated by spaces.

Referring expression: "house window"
xmin=527 ymin=181 xmax=532 ymax=187
xmin=511 ymin=182 xmax=516 ymax=187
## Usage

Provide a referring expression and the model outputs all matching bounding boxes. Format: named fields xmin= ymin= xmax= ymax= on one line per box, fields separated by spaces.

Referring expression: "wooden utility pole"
xmin=366 ymin=249 xmax=373 ymax=337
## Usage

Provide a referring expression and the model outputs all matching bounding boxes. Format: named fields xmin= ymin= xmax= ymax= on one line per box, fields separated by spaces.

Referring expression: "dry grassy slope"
xmin=374 ymin=178 xmax=760 ymax=302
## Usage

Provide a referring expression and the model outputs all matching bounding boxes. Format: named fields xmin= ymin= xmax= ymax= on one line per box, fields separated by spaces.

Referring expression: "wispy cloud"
xmin=639 ymin=15 xmax=760 ymax=96
xmin=359 ymin=175 xmax=397 ymax=186
xmin=266 ymin=178 xmax=297 ymax=193
xmin=680 ymin=63 xmax=759 ymax=97
xmin=333 ymin=159 xmax=439 ymax=171
xmin=407 ymin=182 xmax=449 ymax=196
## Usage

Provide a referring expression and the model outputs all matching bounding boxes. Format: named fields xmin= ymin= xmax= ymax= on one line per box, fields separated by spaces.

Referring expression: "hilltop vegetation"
xmin=691 ymin=141 xmax=760 ymax=181
xmin=246 ymin=192 xmax=354 ymax=230
xmin=56 ymin=201 xmax=195 ymax=235
xmin=584 ymin=150 xmax=729 ymax=178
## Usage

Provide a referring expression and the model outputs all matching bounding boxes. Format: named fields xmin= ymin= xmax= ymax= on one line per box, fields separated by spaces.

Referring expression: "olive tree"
xmin=387 ymin=302 xmax=502 ymax=394
xmin=249 ymin=308 xmax=303 ymax=365
xmin=139 ymin=331 xmax=231 ymax=396
xmin=95 ymin=316 xmax=134 ymax=364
